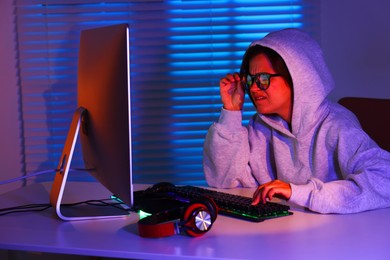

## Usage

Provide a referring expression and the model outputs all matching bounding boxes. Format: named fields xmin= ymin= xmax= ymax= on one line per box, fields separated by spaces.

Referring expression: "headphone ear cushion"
xmin=184 ymin=196 xmax=218 ymax=227
xmin=191 ymin=196 xmax=218 ymax=222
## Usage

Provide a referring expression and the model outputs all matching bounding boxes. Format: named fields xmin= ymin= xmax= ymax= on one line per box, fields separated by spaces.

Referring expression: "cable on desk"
xmin=0 ymin=204 xmax=52 ymax=216
xmin=0 ymin=167 xmax=95 ymax=186
xmin=0 ymin=169 xmax=56 ymax=185
xmin=61 ymin=199 xmax=128 ymax=211
xmin=0 ymin=199 xmax=129 ymax=216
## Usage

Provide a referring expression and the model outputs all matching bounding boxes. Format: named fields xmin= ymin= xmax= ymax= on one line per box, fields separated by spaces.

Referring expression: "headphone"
xmin=137 ymin=195 xmax=218 ymax=238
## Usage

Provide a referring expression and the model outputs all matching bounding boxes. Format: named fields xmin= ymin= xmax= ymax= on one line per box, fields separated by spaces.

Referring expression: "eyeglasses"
xmin=241 ymin=73 xmax=281 ymax=92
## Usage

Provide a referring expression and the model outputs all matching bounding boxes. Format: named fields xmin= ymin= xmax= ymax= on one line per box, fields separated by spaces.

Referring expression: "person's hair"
xmin=240 ymin=45 xmax=293 ymax=88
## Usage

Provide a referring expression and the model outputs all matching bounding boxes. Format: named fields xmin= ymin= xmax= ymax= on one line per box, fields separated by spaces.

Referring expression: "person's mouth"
xmin=253 ymin=95 xmax=266 ymax=101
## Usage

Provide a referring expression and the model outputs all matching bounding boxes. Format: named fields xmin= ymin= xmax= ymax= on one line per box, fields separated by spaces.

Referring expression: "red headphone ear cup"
xmin=191 ymin=196 xmax=218 ymax=222
xmin=182 ymin=203 xmax=212 ymax=237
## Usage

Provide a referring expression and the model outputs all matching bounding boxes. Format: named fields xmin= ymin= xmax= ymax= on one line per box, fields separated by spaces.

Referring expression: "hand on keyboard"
xmin=251 ymin=180 xmax=292 ymax=206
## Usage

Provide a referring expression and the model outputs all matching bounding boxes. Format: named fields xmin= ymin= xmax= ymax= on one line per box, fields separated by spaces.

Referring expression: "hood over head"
xmin=248 ymin=28 xmax=334 ymax=137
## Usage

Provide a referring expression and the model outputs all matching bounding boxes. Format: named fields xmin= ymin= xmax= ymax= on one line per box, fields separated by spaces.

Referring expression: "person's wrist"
xmin=222 ymin=104 xmax=242 ymax=111
xmin=223 ymin=107 xmax=241 ymax=111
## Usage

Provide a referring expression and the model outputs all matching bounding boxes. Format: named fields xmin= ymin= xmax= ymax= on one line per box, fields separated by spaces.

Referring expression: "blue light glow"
xmin=234 ymin=23 xmax=303 ymax=30
xmin=170 ymin=17 xmax=231 ymax=24
xmin=170 ymin=60 xmax=235 ymax=68
xmin=233 ymin=5 xmax=302 ymax=13
xmin=172 ymin=104 xmax=221 ymax=111
xmin=171 ymin=121 xmax=214 ymax=128
xmin=169 ymin=42 xmax=232 ymax=50
xmin=169 ymin=7 xmax=230 ymax=15
xmin=170 ymin=51 xmax=244 ymax=59
xmin=169 ymin=34 xmax=232 ymax=41
xmin=234 ymin=14 xmax=303 ymax=22
xmin=170 ymin=68 xmax=236 ymax=77
xmin=169 ymin=25 xmax=232 ymax=34
xmin=171 ymin=87 xmax=219 ymax=93
xmin=170 ymin=139 xmax=205 ymax=145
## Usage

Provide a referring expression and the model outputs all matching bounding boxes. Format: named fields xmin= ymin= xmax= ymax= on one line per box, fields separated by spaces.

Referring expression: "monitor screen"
xmin=50 ymin=23 xmax=133 ymax=220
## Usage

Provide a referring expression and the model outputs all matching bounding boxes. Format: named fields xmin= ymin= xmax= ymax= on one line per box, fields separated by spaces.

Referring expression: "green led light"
xmin=240 ymin=213 xmax=258 ymax=219
xmin=139 ymin=210 xmax=152 ymax=220
xmin=111 ymin=195 xmax=123 ymax=203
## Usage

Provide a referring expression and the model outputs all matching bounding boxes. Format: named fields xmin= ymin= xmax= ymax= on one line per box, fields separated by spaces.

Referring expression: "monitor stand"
xmin=49 ymin=107 xmax=130 ymax=221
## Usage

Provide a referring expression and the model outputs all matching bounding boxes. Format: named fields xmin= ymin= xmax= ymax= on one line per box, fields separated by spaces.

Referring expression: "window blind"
xmin=15 ymin=0 xmax=320 ymax=186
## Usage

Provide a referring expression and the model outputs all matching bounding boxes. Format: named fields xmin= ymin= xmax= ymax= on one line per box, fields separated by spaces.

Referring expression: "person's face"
xmin=248 ymin=53 xmax=292 ymax=123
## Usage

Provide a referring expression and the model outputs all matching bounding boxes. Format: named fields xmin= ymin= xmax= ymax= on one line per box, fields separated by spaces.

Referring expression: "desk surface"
xmin=1 ymin=182 xmax=390 ymax=260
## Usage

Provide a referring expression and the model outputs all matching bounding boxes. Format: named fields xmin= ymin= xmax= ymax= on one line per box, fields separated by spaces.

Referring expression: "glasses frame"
xmin=241 ymin=72 xmax=281 ymax=92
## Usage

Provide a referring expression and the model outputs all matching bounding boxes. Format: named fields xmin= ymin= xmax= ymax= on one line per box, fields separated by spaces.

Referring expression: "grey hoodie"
xmin=203 ymin=28 xmax=390 ymax=214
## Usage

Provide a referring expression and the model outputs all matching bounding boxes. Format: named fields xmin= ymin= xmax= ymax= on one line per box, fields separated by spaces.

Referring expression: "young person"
xmin=203 ymin=28 xmax=390 ymax=214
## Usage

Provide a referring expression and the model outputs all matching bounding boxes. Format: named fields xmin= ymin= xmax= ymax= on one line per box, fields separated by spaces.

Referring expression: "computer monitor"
xmin=50 ymin=23 xmax=133 ymax=221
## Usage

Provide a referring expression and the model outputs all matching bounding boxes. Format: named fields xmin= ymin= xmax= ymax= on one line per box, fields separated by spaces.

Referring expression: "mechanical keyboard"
xmin=142 ymin=183 xmax=292 ymax=222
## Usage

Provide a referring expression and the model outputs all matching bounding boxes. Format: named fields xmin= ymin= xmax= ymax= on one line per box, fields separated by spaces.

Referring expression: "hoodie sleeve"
xmin=289 ymin=126 xmax=390 ymax=214
xmin=203 ymin=108 xmax=257 ymax=188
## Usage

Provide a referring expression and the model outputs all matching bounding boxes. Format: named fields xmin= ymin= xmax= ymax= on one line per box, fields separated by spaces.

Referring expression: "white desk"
xmin=1 ymin=182 xmax=390 ymax=260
